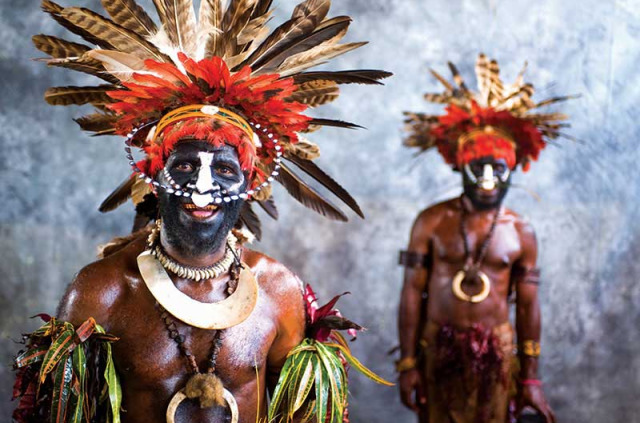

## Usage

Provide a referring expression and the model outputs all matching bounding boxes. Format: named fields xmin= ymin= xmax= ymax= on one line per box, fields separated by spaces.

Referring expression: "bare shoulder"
xmin=413 ymin=197 xmax=458 ymax=233
xmin=57 ymin=235 xmax=147 ymax=327
xmin=241 ymin=248 xmax=304 ymax=304
xmin=504 ymin=209 xmax=536 ymax=241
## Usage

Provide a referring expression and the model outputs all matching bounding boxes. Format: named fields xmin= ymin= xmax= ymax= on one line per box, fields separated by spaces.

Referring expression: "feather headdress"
xmin=404 ymin=54 xmax=575 ymax=172
xmin=34 ymin=0 xmax=391 ymax=230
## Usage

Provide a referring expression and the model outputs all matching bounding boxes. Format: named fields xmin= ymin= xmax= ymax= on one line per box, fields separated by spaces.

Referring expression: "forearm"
xmin=398 ymin=275 xmax=426 ymax=359
xmin=516 ymin=296 xmax=541 ymax=379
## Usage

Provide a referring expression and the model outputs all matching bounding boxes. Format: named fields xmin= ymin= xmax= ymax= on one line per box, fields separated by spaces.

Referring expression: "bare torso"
xmin=58 ymin=235 xmax=305 ymax=423
xmin=425 ymin=198 xmax=525 ymax=328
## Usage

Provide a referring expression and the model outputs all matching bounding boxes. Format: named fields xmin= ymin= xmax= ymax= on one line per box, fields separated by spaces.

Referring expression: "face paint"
xmin=462 ymin=156 xmax=511 ymax=210
xmin=157 ymin=141 xmax=248 ymax=257
xmin=191 ymin=152 xmax=219 ymax=208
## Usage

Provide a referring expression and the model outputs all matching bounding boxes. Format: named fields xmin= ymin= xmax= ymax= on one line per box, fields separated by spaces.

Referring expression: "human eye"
xmin=215 ymin=163 xmax=236 ymax=176
xmin=173 ymin=161 xmax=194 ymax=172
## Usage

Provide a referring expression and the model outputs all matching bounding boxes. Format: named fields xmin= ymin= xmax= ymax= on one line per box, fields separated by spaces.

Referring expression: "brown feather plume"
xmin=41 ymin=0 xmax=113 ymax=49
xmin=255 ymin=15 xmax=352 ymax=73
xmin=45 ymin=85 xmax=115 ymax=106
xmin=239 ymin=202 xmax=262 ymax=240
xmin=287 ymin=80 xmax=339 ymax=106
xmin=44 ymin=56 xmax=120 ymax=84
xmin=99 ymin=176 xmax=136 ymax=213
xmin=292 ymin=70 xmax=391 ymax=85
xmin=306 ymin=118 xmax=363 ymax=130
xmin=199 ymin=0 xmax=224 ymax=58
xmin=60 ymin=7 xmax=169 ymax=61
xmin=152 ymin=0 xmax=198 ymax=54
xmin=277 ymin=41 xmax=367 ymax=77
xmin=275 ymin=164 xmax=347 ymax=221
xmin=221 ymin=0 xmax=258 ymax=57
xmin=75 ymin=112 xmax=119 ymax=133
xmin=101 ymin=0 xmax=157 ymax=38
xmin=285 ymin=155 xmax=364 ymax=218
xmin=241 ymin=0 xmax=330 ymax=68
xmin=32 ymin=34 xmax=90 ymax=58
xmin=257 ymin=196 xmax=279 ymax=220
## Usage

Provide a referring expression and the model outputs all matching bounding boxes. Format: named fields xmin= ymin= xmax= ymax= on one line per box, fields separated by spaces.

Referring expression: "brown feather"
xmin=256 ymin=196 xmax=279 ymax=220
xmin=99 ymin=176 xmax=135 ymax=212
xmin=44 ymin=85 xmax=116 ymax=106
xmin=32 ymin=34 xmax=90 ymax=58
xmin=61 ymin=7 xmax=169 ymax=61
xmin=221 ymin=0 xmax=258 ymax=58
xmin=86 ymin=50 xmax=150 ymax=83
xmin=199 ymin=0 xmax=224 ymax=58
xmin=277 ymin=41 xmax=367 ymax=77
xmin=101 ymin=0 xmax=157 ymax=38
xmin=291 ymin=70 xmax=391 ymax=85
xmin=285 ymin=155 xmax=364 ymax=218
xmin=239 ymin=202 xmax=262 ymax=240
xmin=45 ymin=56 xmax=120 ymax=84
xmin=41 ymin=0 xmax=113 ymax=49
xmin=237 ymin=11 xmax=273 ymax=47
xmin=447 ymin=62 xmax=469 ymax=93
xmin=275 ymin=164 xmax=347 ymax=221
xmin=287 ymin=80 xmax=339 ymax=106
xmin=251 ymin=0 xmax=273 ymax=19
xmin=255 ymin=16 xmax=352 ymax=72
xmin=74 ymin=112 xmax=118 ymax=133
xmin=152 ymin=0 xmax=198 ymax=54
xmin=240 ymin=0 xmax=330 ymax=68
xmin=306 ymin=118 xmax=363 ymax=129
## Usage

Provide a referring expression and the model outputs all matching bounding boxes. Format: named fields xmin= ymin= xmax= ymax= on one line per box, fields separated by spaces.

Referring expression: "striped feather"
xmin=151 ymin=0 xmax=198 ymax=55
xmin=100 ymin=0 xmax=157 ymax=37
xmin=44 ymin=85 xmax=116 ymax=106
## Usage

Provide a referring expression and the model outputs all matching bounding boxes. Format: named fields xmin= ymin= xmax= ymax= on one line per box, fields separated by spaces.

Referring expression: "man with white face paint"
xmin=12 ymin=1 xmax=393 ymax=422
xmin=397 ymin=55 xmax=575 ymax=423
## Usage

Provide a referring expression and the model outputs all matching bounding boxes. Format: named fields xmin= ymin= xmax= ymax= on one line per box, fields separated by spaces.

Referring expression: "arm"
xmin=514 ymin=221 xmax=556 ymax=423
xmin=397 ymin=210 xmax=434 ymax=411
xmin=266 ymin=271 xmax=306 ymax=393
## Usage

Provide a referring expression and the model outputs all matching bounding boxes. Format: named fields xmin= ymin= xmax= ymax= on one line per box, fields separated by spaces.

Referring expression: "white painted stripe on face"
xmin=195 ymin=152 xmax=215 ymax=194
xmin=480 ymin=164 xmax=496 ymax=190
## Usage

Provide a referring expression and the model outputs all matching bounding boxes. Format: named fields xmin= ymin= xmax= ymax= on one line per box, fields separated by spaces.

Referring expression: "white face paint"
xmin=191 ymin=152 xmax=216 ymax=208
xmin=480 ymin=164 xmax=496 ymax=191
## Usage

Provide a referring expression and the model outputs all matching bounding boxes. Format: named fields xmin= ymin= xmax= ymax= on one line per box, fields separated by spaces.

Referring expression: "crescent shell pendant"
xmin=451 ymin=269 xmax=491 ymax=303
xmin=166 ymin=389 xmax=239 ymax=423
xmin=137 ymin=250 xmax=259 ymax=330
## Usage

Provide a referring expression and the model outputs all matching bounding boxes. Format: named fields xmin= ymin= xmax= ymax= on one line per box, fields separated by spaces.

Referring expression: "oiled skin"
xmin=58 ymin=235 xmax=305 ymax=423
xmin=398 ymin=196 xmax=555 ymax=422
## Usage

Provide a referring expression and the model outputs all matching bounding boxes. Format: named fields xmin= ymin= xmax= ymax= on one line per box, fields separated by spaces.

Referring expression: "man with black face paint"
xmin=397 ymin=55 xmax=574 ymax=423
xmin=12 ymin=1 xmax=393 ymax=422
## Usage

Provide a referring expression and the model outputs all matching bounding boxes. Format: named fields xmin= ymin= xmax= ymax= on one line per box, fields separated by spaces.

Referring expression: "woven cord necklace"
xmin=155 ymin=245 xmax=243 ymax=410
xmin=451 ymin=196 xmax=502 ymax=303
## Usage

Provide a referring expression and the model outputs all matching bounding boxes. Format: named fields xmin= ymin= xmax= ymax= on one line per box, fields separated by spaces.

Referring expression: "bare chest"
xmin=109 ymin=276 xmax=277 ymax=395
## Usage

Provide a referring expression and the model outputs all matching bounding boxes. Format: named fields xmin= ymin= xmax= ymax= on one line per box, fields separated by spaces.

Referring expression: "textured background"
xmin=1 ymin=0 xmax=639 ymax=422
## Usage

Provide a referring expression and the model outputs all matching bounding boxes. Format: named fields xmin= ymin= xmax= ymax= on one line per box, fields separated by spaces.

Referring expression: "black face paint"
xmin=462 ymin=156 xmax=511 ymax=210
xmin=156 ymin=141 xmax=248 ymax=258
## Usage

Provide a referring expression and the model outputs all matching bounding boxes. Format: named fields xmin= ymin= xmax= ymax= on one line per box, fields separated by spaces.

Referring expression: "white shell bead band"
xmin=124 ymin=120 xmax=283 ymax=203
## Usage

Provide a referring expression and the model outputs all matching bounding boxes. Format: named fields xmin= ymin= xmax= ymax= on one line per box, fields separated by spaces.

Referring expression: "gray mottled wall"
xmin=1 ymin=0 xmax=639 ymax=421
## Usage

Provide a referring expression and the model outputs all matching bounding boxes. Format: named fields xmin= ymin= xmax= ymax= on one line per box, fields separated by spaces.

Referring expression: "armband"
xmin=395 ymin=356 xmax=417 ymax=373
xmin=12 ymin=315 xmax=121 ymax=423
xmin=519 ymin=268 xmax=541 ymax=285
xmin=399 ymin=250 xmax=430 ymax=269
xmin=520 ymin=340 xmax=541 ymax=357
xmin=269 ymin=285 xmax=393 ymax=423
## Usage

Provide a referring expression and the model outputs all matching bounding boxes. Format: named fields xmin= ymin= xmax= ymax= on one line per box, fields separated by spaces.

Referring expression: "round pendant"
xmin=166 ymin=388 xmax=239 ymax=423
xmin=451 ymin=269 xmax=491 ymax=303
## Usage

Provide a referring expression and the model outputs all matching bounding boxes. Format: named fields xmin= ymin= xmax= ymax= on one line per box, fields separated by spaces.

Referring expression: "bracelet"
xmin=519 ymin=379 xmax=542 ymax=386
xmin=521 ymin=340 xmax=541 ymax=357
xmin=395 ymin=356 xmax=417 ymax=373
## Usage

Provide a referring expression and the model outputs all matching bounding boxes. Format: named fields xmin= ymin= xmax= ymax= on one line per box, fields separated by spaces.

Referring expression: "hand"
xmin=398 ymin=368 xmax=426 ymax=413
xmin=516 ymin=384 xmax=556 ymax=423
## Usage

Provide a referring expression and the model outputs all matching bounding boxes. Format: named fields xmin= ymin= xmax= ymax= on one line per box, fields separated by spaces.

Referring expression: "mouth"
xmin=182 ymin=203 xmax=221 ymax=220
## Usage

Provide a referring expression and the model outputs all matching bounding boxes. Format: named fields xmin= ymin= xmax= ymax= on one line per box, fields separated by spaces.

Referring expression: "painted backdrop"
xmin=1 ymin=0 xmax=639 ymax=422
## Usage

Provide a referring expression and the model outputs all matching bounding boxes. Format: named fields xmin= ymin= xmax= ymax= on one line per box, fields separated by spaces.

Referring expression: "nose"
xmin=480 ymin=164 xmax=496 ymax=191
